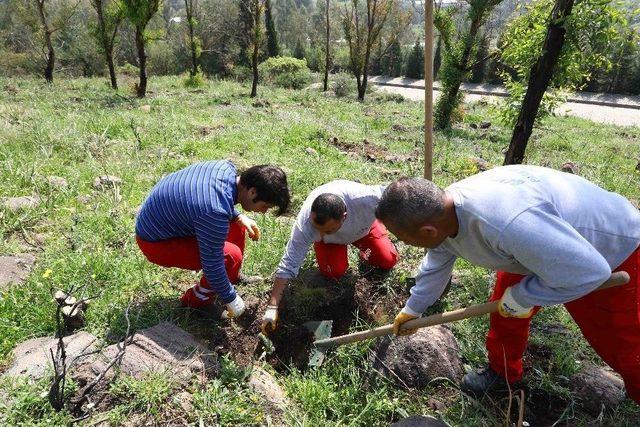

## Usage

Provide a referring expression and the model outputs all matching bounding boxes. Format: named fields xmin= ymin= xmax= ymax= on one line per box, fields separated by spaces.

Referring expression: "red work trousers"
xmin=313 ymin=219 xmax=399 ymax=279
xmin=136 ymin=221 xmax=246 ymax=290
xmin=486 ymin=247 xmax=640 ymax=404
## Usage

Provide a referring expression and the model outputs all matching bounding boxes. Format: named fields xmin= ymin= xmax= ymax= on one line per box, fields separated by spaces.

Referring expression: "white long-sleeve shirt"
xmin=407 ymin=165 xmax=640 ymax=314
xmin=275 ymin=180 xmax=385 ymax=279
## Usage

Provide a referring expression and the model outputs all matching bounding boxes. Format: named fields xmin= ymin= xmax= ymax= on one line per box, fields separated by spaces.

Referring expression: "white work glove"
xmin=236 ymin=214 xmax=261 ymax=241
xmin=498 ymin=287 xmax=534 ymax=318
xmin=261 ymin=305 xmax=279 ymax=335
xmin=222 ymin=295 xmax=246 ymax=319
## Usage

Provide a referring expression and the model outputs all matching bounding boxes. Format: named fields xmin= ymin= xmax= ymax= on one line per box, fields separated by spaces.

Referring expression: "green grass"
xmin=1 ymin=75 xmax=639 ymax=425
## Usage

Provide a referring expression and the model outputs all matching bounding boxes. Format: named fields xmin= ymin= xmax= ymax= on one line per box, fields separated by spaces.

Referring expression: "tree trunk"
xmin=185 ymin=0 xmax=199 ymax=76
xmin=135 ymin=27 xmax=147 ymax=98
xmin=504 ymin=0 xmax=575 ymax=165
xmin=251 ymin=37 xmax=259 ymax=97
xmin=106 ymin=50 xmax=118 ymax=89
xmin=323 ymin=0 xmax=330 ymax=91
xmin=36 ymin=0 xmax=55 ymax=83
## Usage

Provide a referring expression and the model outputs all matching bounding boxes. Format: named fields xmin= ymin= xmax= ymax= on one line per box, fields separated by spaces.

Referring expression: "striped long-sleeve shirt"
xmin=136 ymin=161 xmax=241 ymax=303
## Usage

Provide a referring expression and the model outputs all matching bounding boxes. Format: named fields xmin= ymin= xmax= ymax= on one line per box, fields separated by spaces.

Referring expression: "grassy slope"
xmin=0 ymin=75 xmax=639 ymax=425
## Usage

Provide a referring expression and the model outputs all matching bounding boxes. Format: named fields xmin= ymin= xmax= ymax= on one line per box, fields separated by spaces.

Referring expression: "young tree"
xmin=120 ymin=0 xmax=161 ymax=97
xmin=243 ymin=0 xmax=265 ymax=97
xmin=238 ymin=0 xmax=253 ymax=67
xmin=500 ymin=0 xmax=626 ymax=164
xmin=380 ymin=38 xmax=403 ymax=77
xmin=404 ymin=39 xmax=423 ymax=78
xmin=323 ymin=0 xmax=330 ymax=90
xmin=90 ymin=0 xmax=123 ymax=89
xmin=342 ymin=0 xmax=409 ymax=100
xmin=184 ymin=0 xmax=202 ymax=77
xmin=293 ymin=38 xmax=306 ymax=59
xmin=264 ymin=0 xmax=279 ymax=57
xmin=433 ymin=0 xmax=503 ymax=129
xmin=30 ymin=0 xmax=81 ymax=82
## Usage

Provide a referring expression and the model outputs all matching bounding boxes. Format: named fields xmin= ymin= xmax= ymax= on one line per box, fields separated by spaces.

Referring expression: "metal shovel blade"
xmin=302 ymin=320 xmax=333 ymax=368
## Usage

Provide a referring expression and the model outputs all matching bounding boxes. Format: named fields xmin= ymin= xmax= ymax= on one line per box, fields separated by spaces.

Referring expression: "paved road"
xmin=369 ymin=76 xmax=640 ymax=127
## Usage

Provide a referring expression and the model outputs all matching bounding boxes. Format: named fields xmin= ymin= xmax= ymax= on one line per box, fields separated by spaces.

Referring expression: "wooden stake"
xmin=424 ymin=0 xmax=434 ymax=180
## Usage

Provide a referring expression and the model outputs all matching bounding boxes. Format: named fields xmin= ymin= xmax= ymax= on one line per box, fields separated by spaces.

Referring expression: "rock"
xmin=0 ymin=254 xmax=36 ymax=290
xmin=252 ymin=99 xmax=270 ymax=108
xmin=93 ymin=175 xmax=122 ymax=190
xmin=305 ymin=147 xmax=319 ymax=157
xmin=391 ymin=415 xmax=450 ymax=427
xmin=3 ymin=332 xmax=98 ymax=379
xmin=46 ymin=176 xmax=68 ymax=189
xmin=427 ymin=398 xmax=446 ymax=412
xmin=479 ymin=121 xmax=491 ymax=129
xmin=139 ymin=105 xmax=151 ymax=112
xmin=392 ymin=124 xmax=408 ymax=132
xmin=470 ymin=123 xmax=478 ymax=129
xmin=77 ymin=194 xmax=92 ymax=204
xmin=561 ymin=161 xmax=580 ymax=174
xmin=173 ymin=391 xmax=194 ymax=413
xmin=369 ymin=326 xmax=463 ymax=389
xmin=248 ymin=366 xmax=290 ymax=410
xmin=328 ymin=136 xmax=339 ymax=145
xmin=471 ymin=157 xmax=489 ymax=172
xmin=569 ymin=362 xmax=626 ymax=415
xmin=75 ymin=322 xmax=218 ymax=386
xmin=3 ymin=196 xmax=40 ymax=212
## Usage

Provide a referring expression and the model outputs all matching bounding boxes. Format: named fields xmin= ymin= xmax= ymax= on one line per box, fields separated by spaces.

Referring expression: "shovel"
xmin=312 ymin=271 xmax=630 ymax=353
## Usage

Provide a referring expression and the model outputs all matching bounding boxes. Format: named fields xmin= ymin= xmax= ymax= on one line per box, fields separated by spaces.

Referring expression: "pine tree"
xmin=293 ymin=38 xmax=306 ymax=59
xmin=265 ymin=0 xmax=280 ymax=57
xmin=405 ymin=39 xmax=424 ymax=79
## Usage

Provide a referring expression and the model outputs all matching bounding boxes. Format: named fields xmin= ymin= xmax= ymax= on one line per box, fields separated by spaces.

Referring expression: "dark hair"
xmin=311 ymin=193 xmax=346 ymax=225
xmin=240 ymin=165 xmax=290 ymax=215
xmin=375 ymin=177 xmax=445 ymax=230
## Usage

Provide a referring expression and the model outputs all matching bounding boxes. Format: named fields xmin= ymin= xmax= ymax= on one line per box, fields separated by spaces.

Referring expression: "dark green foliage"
xmin=258 ymin=55 xmax=311 ymax=88
xmin=293 ymin=38 xmax=306 ymax=60
xmin=265 ymin=0 xmax=280 ymax=58
xmin=380 ymin=39 xmax=403 ymax=77
xmin=404 ymin=39 xmax=423 ymax=79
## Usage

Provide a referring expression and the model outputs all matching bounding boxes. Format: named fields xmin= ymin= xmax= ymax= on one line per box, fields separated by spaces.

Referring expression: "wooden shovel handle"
xmin=314 ymin=271 xmax=630 ymax=348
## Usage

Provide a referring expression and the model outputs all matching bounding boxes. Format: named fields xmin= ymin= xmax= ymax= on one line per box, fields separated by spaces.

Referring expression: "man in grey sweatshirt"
xmin=376 ymin=165 xmax=640 ymax=404
xmin=261 ymin=180 xmax=398 ymax=334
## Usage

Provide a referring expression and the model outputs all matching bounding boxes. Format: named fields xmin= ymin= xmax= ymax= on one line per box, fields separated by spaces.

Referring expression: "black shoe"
xmin=461 ymin=366 xmax=509 ymax=398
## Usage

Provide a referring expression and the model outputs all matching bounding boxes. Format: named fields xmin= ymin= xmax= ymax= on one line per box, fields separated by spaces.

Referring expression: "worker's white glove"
xmin=261 ymin=305 xmax=279 ymax=335
xmin=498 ymin=287 xmax=534 ymax=318
xmin=222 ymin=295 xmax=246 ymax=319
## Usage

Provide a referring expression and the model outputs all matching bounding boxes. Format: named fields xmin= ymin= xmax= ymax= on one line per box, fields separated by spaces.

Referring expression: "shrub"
xmin=118 ymin=63 xmax=139 ymax=77
xmin=258 ymin=56 xmax=311 ymax=89
xmin=183 ymin=69 xmax=206 ymax=88
xmin=332 ymin=73 xmax=355 ymax=97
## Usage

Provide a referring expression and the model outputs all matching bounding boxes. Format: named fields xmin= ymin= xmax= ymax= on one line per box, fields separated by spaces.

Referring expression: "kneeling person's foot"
xmin=461 ymin=366 xmax=510 ymax=398
xmin=181 ymin=284 xmax=216 ymax=309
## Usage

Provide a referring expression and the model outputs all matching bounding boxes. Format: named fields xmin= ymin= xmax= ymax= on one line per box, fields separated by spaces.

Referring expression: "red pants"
xmin=487 ymin=247 xmax=640 ymax=404
xmin=136 ymin=221 xmax=246 ymax=289
xmin=313 ymin=219 xmax=398 ymax=279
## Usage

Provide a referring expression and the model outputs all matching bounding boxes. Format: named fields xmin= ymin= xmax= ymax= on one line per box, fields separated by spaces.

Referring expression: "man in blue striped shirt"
xmin=136 ymin=160 xmax=290 ymax=319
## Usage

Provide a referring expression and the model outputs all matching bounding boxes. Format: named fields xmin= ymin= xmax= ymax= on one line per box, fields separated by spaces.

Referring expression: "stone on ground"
xmin=561 ymin=161 xmax=580 ymax=174
xmin=3 ymin=196 xmax=40 ymax=212
xmin=93 ymin=175 xmax=122 ymax=190
xmin=75 ymin=322 xmax=218 ymax=386
xmin=370 ymin=326 xmax=463 ymax=389
xmin=391 ymin=415 xmax=450 ymax=427
xmin=2 ymin=332 xmax=98 ymax=379
xmin=249 ymin=366 xmax=290 ymax=410
xmin=569 ymin=362 xmax=626 ymax=415
xmin=46 ymin=176 xmax=68 ymax=189
xmin=0 ymin=254 xmax=36 ymax=290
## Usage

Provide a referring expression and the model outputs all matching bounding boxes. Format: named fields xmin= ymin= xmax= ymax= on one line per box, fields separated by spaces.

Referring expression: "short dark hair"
xmin=375 ymin=178 xmax=445 ymax=230
xmin=240 ymin=165 xmax=290 ymax=215
xmin=311 ymin=193 xmax=346 ymax=225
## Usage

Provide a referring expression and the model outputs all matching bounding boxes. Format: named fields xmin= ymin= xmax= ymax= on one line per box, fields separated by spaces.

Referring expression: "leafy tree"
xmin=121 ymin=0 xmax=161 ymax=97
xmin=381 ymin=38 xmax=403 ymax=77
xmin=90 ymin=0 xmax=123 ymax=88
xmin=499 ymin=0 xmax=626 ymax=164
xmin=293 ymin=38 xmax=306 ymax=59
xmin=342 ymin=0 xmax=410 ymax=100
xmin=434 ymin=0 xmax=503 ymax=129
xmin=184 ymin=0 xmax=202 ymax=77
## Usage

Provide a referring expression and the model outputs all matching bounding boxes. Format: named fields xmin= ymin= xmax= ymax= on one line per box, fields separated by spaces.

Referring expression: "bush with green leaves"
xmin=332 ymin=72 xmax=356 ymax=97
xmin=258 ymin=56 xmax=312 ymax=89
xmin=497 ymin=0 xmax=628 ymax=125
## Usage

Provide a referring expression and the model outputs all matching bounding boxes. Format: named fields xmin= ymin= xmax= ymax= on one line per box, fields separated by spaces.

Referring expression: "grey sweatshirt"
xmin=275 ymin=180 xmax=385 ymax=279
xmin=407 ymin=165 xmax=640 ymax=314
